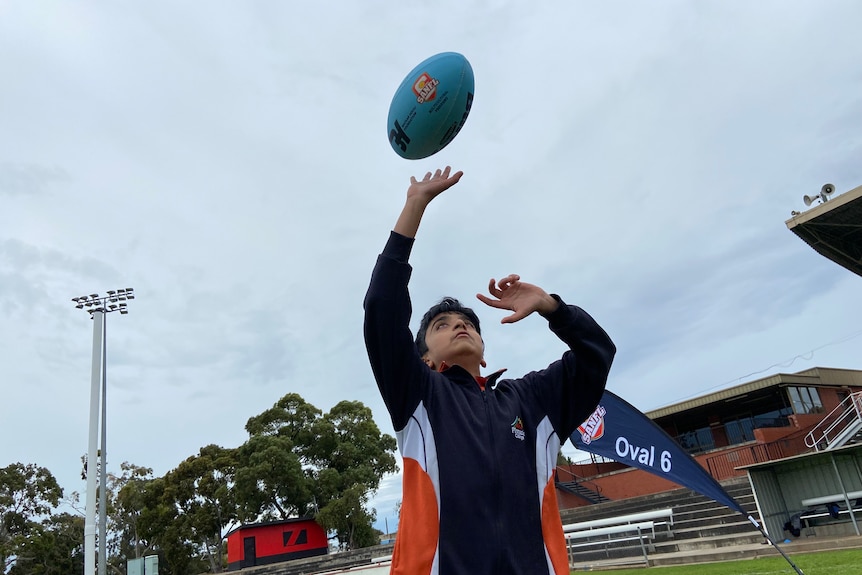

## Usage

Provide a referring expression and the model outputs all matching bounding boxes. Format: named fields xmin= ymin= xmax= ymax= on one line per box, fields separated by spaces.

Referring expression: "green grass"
xmin=572 ymin=548 xmax=862 ymax=575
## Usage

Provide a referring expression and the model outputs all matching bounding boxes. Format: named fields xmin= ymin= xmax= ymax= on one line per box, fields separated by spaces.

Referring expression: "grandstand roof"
xmin=786 ymin=184 xmax=862 ymax=278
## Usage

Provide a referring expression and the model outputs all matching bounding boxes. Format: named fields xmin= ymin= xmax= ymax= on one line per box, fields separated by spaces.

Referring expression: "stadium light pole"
xmin=72 ymin=288 xmax=135 ymax=575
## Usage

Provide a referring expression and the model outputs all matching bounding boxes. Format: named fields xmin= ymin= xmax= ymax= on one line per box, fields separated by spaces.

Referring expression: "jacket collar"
xmin=439 ymin=363 xmax=507 ymax=389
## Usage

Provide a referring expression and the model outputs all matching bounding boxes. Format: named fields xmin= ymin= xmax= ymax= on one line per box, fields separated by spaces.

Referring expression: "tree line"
xmin=1 ymin=393 xmax=398 ymax=574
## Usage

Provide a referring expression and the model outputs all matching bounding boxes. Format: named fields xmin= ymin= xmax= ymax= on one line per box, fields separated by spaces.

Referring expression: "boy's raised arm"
xmin=393 ymin=166 xmax=463 ymax=238
xmin=364 ymin=167 xmax=464 ymax=429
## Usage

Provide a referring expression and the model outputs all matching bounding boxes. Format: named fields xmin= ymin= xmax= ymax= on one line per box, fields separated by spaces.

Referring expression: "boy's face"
xmin=422 ymin=311 xmax=485 ymax=370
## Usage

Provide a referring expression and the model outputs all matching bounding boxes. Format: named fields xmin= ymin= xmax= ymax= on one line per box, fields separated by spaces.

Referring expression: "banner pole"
xmin=742 ymin=513 xmax=805 ymax=575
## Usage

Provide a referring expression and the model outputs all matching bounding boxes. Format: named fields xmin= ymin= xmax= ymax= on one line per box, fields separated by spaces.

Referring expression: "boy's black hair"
xmin=415 ymin=297 xmax=482 ymax=357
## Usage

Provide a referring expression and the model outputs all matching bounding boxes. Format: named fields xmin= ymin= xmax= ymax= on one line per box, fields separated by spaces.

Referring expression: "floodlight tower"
xmin=71 ymin=288 xmax=134 ymax=575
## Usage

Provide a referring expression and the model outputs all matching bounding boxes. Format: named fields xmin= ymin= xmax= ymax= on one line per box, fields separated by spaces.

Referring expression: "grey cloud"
xmin=0 ymin=239 xmax=120 ymax=323
xmin=0 ymin=163 xmax=70 ymax=196
xmin=605 ymin=235 xmax=848 ymax=377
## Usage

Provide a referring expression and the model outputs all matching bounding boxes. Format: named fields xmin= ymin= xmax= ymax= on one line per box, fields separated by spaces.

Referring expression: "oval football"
xmin=387 ymin=52 xmax=475 ymax=160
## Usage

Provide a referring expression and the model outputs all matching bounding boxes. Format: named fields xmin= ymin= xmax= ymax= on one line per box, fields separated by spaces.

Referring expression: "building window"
xmin=787 ymin=386 xmax=824 ymax=414
xmin=725 ymin=418 xmax=755 ymax=444
xmin=677 ymin=427 xmax=715 ymax=454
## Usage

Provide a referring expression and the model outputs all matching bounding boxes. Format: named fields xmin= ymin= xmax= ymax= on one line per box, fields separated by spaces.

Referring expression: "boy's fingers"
xmin=493 ymin=274 xmax=520 ymax=291
xmin=486 ymin=278 xmax=503 ymax=298
xmin=476 ymin=293 xmax=506 ymax=309
xmin=501 ymin=310 xmax=528 ymax=324
xmin=499 ymin=274 xmax=520 ymax=289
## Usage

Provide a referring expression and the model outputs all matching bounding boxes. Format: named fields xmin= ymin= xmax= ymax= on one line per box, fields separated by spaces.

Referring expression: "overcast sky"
xmin=2 ymin=1 xmax=861 ymax=534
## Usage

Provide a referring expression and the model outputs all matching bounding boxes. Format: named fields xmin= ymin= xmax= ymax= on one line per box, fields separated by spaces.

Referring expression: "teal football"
xmin=387 ymin=52 xmax=475 ymax=160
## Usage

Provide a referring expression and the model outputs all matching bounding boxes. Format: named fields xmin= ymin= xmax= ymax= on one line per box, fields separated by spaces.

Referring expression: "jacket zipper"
xmin=482 ymin=387 xmax=505 ymax=568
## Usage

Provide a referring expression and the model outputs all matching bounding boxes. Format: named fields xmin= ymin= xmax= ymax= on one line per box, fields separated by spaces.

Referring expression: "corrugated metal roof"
xmin=645 ymin=367 xmax=862 ymax=419
xmin=748 ymin=469 xmax=790 ymax=538
xmin=786 ymin=184 xmax=862 ymax=278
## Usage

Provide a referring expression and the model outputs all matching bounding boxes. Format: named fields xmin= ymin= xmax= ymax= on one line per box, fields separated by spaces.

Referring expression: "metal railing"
xmin=805 ymin=391 xmax=862 ymax=451
xmin=705 ymin=428 xmax=811 ymax=480
xmin=567 ymin=453 xmax=617 ymax=467
xmin=555 ymin=466 xmax=605 ymax=501
xmin=706 ymin=442 xmax=786 ymax=479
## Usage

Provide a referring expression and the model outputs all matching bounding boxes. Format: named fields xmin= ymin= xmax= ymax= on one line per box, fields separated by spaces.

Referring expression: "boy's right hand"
xmin=406 ymin=166 xmax=464 ymax=205
xmin=394 ymin=166 xmax=463 ymax=238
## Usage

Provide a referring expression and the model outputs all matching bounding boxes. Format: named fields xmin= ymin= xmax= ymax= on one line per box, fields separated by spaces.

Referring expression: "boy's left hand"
xmin=477 ymin=274 xmax=559 ymax=324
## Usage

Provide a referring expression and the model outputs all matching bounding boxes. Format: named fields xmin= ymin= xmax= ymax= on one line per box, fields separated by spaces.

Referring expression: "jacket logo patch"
xmin=511 ymin=416 xmax=525 ymax=441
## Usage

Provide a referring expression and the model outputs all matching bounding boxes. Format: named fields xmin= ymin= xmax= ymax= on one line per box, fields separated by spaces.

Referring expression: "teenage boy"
xmin=364 ymin=167 xmax=616 ymax=575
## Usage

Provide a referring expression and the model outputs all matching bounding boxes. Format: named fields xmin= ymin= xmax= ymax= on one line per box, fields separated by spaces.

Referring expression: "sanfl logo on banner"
xmin=578 ymin=405 xmax=606 ymax=445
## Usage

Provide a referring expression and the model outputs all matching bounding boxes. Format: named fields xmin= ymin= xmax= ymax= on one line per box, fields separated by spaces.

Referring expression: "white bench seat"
xmin=565 ymin=520 xmax=655 ymax=542
xmin=563 ymin=507 xmax=674 ymax=538
xmin=801 ymin=490 xmax=862 ymax=507
xmin=796 ymin=491 xmax=862 ymax=536
xmin=563 ymin=512 xmax=673 ymax=567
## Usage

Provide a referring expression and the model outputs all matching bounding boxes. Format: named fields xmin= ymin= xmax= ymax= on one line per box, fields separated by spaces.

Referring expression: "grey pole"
xmin=72 ymin=289 xmax=135 ymax=575
xmin=83 ymin=309 xmax=104 ymax=575
xmin=99 ymin=317 xmax=108 ymax=575
xmin=829 ymin=453 xmax=860 ymax=536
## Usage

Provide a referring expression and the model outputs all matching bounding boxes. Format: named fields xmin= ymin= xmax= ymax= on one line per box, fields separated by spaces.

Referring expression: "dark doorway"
xmin=241 ymin=536 xmax=257 ymax=568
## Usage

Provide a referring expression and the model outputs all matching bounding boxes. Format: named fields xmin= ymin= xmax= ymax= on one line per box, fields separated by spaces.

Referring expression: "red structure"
xmin=226 ymin=517 xmax=328 ymax=570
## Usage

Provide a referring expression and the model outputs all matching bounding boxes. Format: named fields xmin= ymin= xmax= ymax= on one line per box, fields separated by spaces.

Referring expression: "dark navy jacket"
xmin=364 ymin=231 xmax=615 ymax=575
